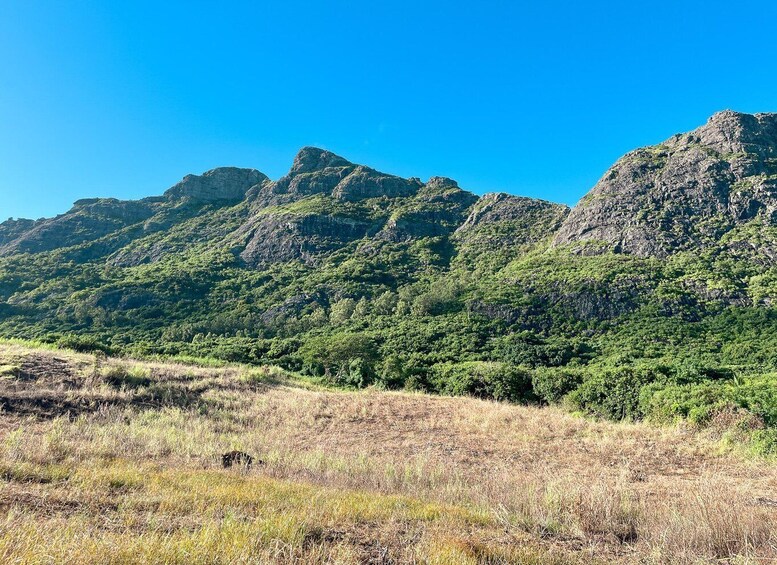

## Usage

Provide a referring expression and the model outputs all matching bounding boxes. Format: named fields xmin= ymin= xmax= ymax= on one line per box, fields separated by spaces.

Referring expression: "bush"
xmin=403 ymin=370 xmax=430 ymax=393
xmin=531 ymin=367 xmax=586 ymax=403
xmin=497 ymin=334 xmax=595 ymax=368
xmin=339 ymin=357 xmax=374 ymax=388
xmin=567 ymin=365 xmax=670 ymax=421
xmin=300 ymin=333 xmax=377 ymax=368
xmin=301 ymin=359 xmax=325 ymax=377
xmin=732 ymin=374 xmax=777 ymax=427
xmin=638 ymin=381 xmax=729 ymax=425
xmin=750 ymin=428 xmax=777 ymax=457
xmin=56 ymin=334 xmax=112 ymax=355
xmin=377 ymin=355 xmax=407 ymax=389
xmin=638 ymin=372 xmax=776 ymax=428
xmin=430 ymin=361 xmax=534 ymax=402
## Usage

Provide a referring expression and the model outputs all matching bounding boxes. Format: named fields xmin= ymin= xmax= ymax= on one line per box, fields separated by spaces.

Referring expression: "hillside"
xmin=0 ymin=342 xmax=774 ymax=563
xmin=0 ymin=112 xmax=775 ymax=448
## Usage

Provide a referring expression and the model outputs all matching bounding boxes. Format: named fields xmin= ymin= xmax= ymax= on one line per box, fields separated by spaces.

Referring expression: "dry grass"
xmin=0 ymin=341 xmax=775 ymax=563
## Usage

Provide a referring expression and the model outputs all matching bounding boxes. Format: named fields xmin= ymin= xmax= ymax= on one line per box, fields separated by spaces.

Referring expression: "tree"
xmin=353 ymin=297 xmax=370 ymax=319
xmin=374 ymin=291 xmax=398 ymax=316
xmin=330 ymin=298 xmax=356 ymax=325
xmin=298 ymin=332 xmax=378 ymax=384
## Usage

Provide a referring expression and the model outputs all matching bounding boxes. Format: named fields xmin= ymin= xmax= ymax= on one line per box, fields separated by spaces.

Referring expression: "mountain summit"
xmin=2 ymin=113 xmax=777 ymax=265
xmin=554 ymin=110 xmax=777 ymax=256
xmin=289 ymin=147 xmax=353 ymax=175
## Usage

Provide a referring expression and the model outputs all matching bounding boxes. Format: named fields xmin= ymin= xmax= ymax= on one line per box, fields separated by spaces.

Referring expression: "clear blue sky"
xmin=2 ymin=1 xmax=776 ymax=220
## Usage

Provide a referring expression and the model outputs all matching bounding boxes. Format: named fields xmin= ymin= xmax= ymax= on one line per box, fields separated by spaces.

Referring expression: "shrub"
xmin=339 ymin=357 xmax=374 ymax=388
xmin=377 ymin=355 xmax=407 ymax=389
xmin=301 ymin=359 xmax=325 ymax=377
xmin=638 ymin=381 xmax=729 ymax=425
xmin=299 ymin=333 xmax=378 ymax=386
xmin=567 ymin=366 xmax=669 ymax=421
xmin=430 ymin=362 xmax=534 ymax=402
xmin=750 ymin=428 xmax=777 ymax=457
xmin=731 ymin=374 xmax=777 ymax=427
xmin=56 ymin=334 xmax=112 ymax=355
xmin=531 ymin=367 xmax=586 ymax=404
xmin=403 ymin=370 xmax=430 ymax=393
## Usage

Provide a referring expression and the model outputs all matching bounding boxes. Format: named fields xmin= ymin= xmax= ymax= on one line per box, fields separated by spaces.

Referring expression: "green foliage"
xmin=0 ymin=176 xmax=776 ymax=455
xmin=731 ymin=374 xmax=777 ymax=426
xmin=567 ymin=366 xmax=671 ymax=421
xmin=56 ymin=334 xmax=113 ymax=355
xmin=329 ymin=298 xmax=356 ymax=324
xmin=378 ymin=355 xmax=407 ymax=389
xmin=299 ymin=333 xmax=378 ymax=386
xmin=531 ymin=367 xmax=585 ymax=403
xmin=749 ymin=429 xmax=777 ymax=457
xmin=638 ymin=381 xmax=728 ymax=425
xmin=429 ymin=361 xmax=534 ymax=403
xmin=496 ymin=333 xmax=595 ymax=368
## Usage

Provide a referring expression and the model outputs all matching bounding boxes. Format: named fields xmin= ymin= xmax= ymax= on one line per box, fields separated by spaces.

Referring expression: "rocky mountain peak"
xmin=260 ymin=148 xmax=421 ymax=204
xmin=425 ymin=177 xmax=460 ymax=190
xmin=164 ymin=167 xmax=268 ymax=203
xmin=690 ymin=110 xmax=777 ymax=156
xmin=553 ymin=111 xmax=777 ymax=257
xmin=290 ymin=147 xmax=353 ymax=175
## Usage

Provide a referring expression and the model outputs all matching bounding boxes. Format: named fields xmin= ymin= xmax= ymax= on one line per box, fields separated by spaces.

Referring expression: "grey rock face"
xmin=164 ymin=167 xmax=268 ymax=203
xmin=261 ymin=148 xmax=420 ymax=204
xmin=332 ymin=166 xmax=422 ymax=201
xmin=239 ymin=213 xmax=378 ymax=267
xmin=0 ymin=166 xmax=267 ymax=258
xmin=458 ymin=193 xmax=569 ymax=237
xmin=455 ymin=193 xmax=569 ymax=259
xmin=236 ymin=148 xmax=438 ymax=265
xmin=554 ymin=111 xmax=777 ymax=256
xmin=0 ymin=218 xmax=37 ymax=247
xmin=290 ymin=147 xmax=352 ymax=175
xmin=0 ymin=199 xmax=158 ymax=256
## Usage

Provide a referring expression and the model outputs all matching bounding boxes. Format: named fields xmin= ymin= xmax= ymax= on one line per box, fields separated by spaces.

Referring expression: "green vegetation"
xmin=1 ymin=230 xmax=775 ymax=454
xmin=1 ymin=142 xmax=776 ymax=456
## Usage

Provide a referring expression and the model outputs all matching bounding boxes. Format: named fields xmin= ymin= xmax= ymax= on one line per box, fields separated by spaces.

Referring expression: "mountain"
xmin=554 ymin=110 xmax=777 ymax=258
xmin=0 ymin=112 xmax=775 ymax=426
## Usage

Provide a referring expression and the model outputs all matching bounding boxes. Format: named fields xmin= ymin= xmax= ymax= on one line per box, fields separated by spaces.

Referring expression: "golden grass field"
xmin=0 ymin=340 xmax=775 ymax=564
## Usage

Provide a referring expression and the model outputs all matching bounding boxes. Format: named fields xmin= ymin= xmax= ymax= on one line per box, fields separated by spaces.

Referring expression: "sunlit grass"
xmin=0 ymin=341 xmax=775 ymax=563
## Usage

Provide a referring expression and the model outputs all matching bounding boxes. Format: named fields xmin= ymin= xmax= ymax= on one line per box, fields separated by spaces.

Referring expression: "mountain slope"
xmin=0 ymin=112 xmax=775 ymax=433
xmin=554 ymin=110 xmax=777 ymax=256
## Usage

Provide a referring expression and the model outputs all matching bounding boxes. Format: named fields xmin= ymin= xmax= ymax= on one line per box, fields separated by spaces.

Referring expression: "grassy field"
xmin=0 ymin=341 xmax=775 ymax=563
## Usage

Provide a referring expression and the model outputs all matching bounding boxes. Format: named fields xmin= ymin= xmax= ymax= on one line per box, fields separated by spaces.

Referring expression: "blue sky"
xmin=2 ymin=1 xmax=776 ymax=220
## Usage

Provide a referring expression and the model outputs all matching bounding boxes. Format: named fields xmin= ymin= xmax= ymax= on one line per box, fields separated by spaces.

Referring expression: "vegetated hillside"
xmin=0 ymin=342 xmax=775 ymax=563
xmin=0 ymin=112 xmax=776 ymax=449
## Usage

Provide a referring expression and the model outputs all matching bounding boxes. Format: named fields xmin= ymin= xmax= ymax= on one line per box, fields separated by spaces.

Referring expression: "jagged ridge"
xmin=0 ymin=147 xmax=565 ymax=267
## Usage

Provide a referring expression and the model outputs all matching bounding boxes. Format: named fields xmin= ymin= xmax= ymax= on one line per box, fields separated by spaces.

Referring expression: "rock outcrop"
xmin=0 ymin=198 xmax=158 ymax=256
xmin=376 ymin=177 xmax=478 ymax=242
xmin=239 ymin=211 xmax=380 ymax=267
xmin=554 ymin=111 xmax=777 ymax=256
xmin=164 ymin=167 xmax=268 ymax=203
xmin=5 ymin=112 xmax=777 ymax=269
xmin=258 ymin=147 xmax=421 ymax=205
xmin=237 ymin=149 xmax=456 ymax=266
